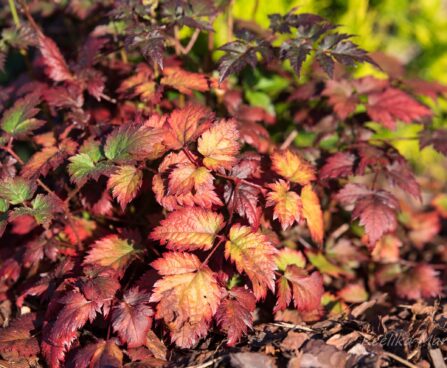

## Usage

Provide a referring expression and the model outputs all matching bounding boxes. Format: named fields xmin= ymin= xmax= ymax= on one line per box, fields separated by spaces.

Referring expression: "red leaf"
xmin=396 ymin=264 xmax=442 ymax=300
xmin=336 ymin=184 xmax=399 ymax=246
xmin=107 ymin=165 xmax=143 ymax=209
xmin=111 ymin=288 xmax=153 ymax=348
xmin=71 ymin=339 xmax=123 ymax=368
xmin=276 ymin=265 xmax=324 ymax=312
xmin=224 ymin=182 xmax=262 ymax=229
xmin=216 ymin=287 xmax=256 ymax=346
xmin=366 ymin=88 xmax=431 ymax=129
xmin=301 ymin=185 xmax=324 ymax=245
xmin=320 ymin=152 xmax=355 ymax=180
xmin=38 ymin=34 xmax=73 ymax=82
xmin=84 ymin=234 xmax=136 ymax=272
xmin=385 ymin=161 xmax=421 ymax=200
xmin=153 ymin=151 xmax=223 ymax=211
xmin=322 ymin=80 xmax=358 ymax=119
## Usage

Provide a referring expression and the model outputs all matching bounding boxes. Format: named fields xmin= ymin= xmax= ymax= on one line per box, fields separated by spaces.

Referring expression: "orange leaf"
xmin=153 ymin=151 xmax=222 ymax=210
xmin=271 ymin=149 xmax=316 ymax=185
xmin=164 ymin=104 xmax=214 ymax=150
xmin=107 ymin=165 xmax=143 ymax=210
xmin=266 ymin=180 xmax=302 ymax=230
xmin=161 ymin=67 xmax=209 ymax=95
xmin=301 ymin=185 xmax=324 ymax=245
xmin=225 ymin=224 xmax=278 ymax=300
xmin=150 ymin=252 xmax=222 ymax=348
xmin=84 ymin=235 xmax=135 ymax=271
xmin=197 ymin=119 xmax=240 ymax=170
xmin=151 ymin=207 xmax=224 ymax=251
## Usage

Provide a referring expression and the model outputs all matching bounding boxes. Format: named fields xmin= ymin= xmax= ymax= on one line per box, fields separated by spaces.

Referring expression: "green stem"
xmin=8 ymin=0 xmax=21 ymax=28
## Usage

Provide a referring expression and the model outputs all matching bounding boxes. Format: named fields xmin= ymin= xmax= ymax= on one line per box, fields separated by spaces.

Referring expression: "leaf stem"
xmin=201 ymin=237 xmax=226 ymax=267
xmin=8 ymin=0 xmax=20 ymax=28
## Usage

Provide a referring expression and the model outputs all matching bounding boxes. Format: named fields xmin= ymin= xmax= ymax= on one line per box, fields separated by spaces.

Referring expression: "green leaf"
xmin=79 ymin=139 xmax=104 ymax=162
xmin=12 ymin=194 xmax=60 ymax=226
xmin=68 ymin=153 xmax=112 ymax=185
xmin=0 ymin=94 xmax=45 ymax=137
xmin=30 ymin=194 xmax=59 ymax=225
xmin=0 ymin=177 xmax=36 ymax=205
xmin=0 ymin=198 xmax=9 ymax=212
xmin=104 ymin=124 xmax=165 ymax=161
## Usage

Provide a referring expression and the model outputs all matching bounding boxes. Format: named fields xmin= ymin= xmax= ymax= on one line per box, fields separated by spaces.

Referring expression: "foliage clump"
xmin=0 ymin=1 xmax=445 ymax=367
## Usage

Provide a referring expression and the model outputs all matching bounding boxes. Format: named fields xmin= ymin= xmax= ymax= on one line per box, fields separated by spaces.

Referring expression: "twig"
xmin=186 ymin=357 xmax=223 ymax=368
xmin=271 ymin=322 xmax=315 ymax=333
xmin=280 ymin=130 xmax=298 ymax=150
xmin=383 ymin=351 xmax=419 ymax=368
xmin=181 ymin=28 xmax=201 ymax=54
xmin=297 ymin=235 xmax=313 ymax=250
xmin=173 ymin=26 xmax=181 ymax=55
xmin=429 ymin=349 xmax=447 ymax=368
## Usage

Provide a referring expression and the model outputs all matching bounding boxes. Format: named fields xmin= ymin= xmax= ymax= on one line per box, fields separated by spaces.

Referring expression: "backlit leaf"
xmin=320 ymin=152 xmax=355 ymax=180
xmin=271 ymin=149 xmax=316 ymax=185
xmin=105 ymin=124 xmax=165 ymax=161
xmin=164 ymin=104 xmax=214 ymax=150
xmin=275 ymin=248 xmax=306 ymax=272
xmin=153 ymin=151 xmax=223 ymax=211
xmin=225 ymin=224 xmax=278 ymax=300
xmin=151 ymin=208 xmax=224 ymax=251
xmin=38 ymin=34 xmax=73 ymax=82
xmin=276 ymin=265 xmax=324 ymax=312
xmin=161 ymin=67 xmax=209 ymax=95
xmin=367 ymin=88 xmax=431 ymax=129
xmin=1 ymin=93 xmax=45 ymax=137
xmin=150 ymin=252 xmax=222 ymax=348
xmin=198 ymin=119 xmax=241 ymax=171
xmin=266 ymin=180 xmax=302 ymax=230
xmin=0 ymin=177 xmax=36 ymax=205
xmin=107 ymin=165 xmax=143 ymax=210
xmin=301 ymin=185 xmax=324 ymax=245
xmin=84 ymin=234 xmax=136 ymax=271
xmin=336 ymin=184 xmax=399 ymax=246
xmin=68 ymin=153 xmax=112 ymax=186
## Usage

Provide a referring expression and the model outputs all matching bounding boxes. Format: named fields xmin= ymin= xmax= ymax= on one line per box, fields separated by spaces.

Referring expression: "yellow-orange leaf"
xmin=225 ymin=224 xmax=278 ymax=300
xmin=151 ymin=208 xmax=224 ymax=251
xmin=84 ymin=235 xmax=135 ymax=271
xmin=271 ymin=149 xmax=316 ymax=185
xmin=150 ymin=252 xmax=221 ymax=348
xmin=301 ymin=185 xmax=324 ymax=245
xmin=164 ymin=104 xmax=213 ymax=150
xmin=161 ymin=67 xmax=209 ymax=95
xmin=266 ymin=180 xmax=302 ymax=230
xmin=198 ymin=119 xmax=240 ymax=170
xmin=107 ymin=165 xmax=143 ymax=210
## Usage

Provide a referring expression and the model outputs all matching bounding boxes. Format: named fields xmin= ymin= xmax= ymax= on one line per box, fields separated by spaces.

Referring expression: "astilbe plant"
xmin=0 ymin=1 xmax=445 ymax=367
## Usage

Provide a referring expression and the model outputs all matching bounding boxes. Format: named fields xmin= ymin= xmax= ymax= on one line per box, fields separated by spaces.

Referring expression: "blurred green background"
xmin=211 ymin=0 xmax=447 ymax=183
